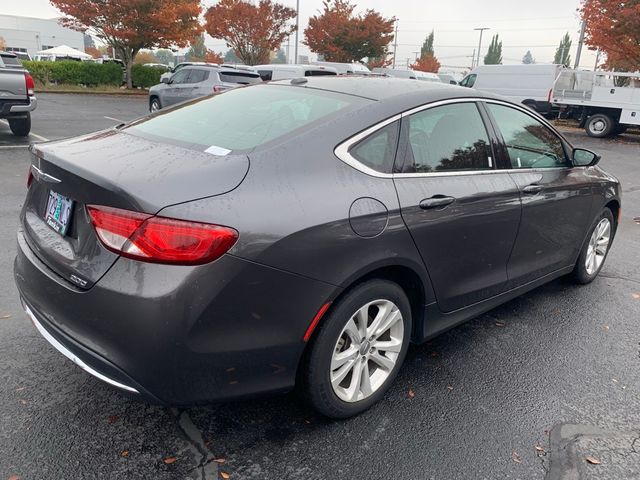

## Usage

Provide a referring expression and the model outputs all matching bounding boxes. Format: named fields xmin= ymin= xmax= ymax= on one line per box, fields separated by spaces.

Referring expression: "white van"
xmin=313 ymin=61 xmax=371 ymax=76
xmin=254 ymin=64 xmax=338 ymax=81
xmin=460 ymin=64 xmax=566 ymax=114
xmin=373 ymin=68 xmax=443 ymax=83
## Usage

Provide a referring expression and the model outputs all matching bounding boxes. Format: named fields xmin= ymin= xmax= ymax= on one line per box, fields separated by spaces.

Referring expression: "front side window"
xmin=350 ymin=122 xmax=399 ymax=174
xmin=403 ymin=102 xmax=492 ymax=173
xmin=460 ymin=74 xmax=476 ymax=88
xmin=170 ymin=69 xmax=191 ymax=84
xmin=486 ymin=103 xmax=567 ymax=169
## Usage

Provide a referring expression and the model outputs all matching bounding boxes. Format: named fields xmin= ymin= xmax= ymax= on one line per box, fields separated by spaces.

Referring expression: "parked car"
xmin=8 ymin=51 xmax=32 ymax=62
xmin=149 ymin=65 xmax=262 ymax=111
xmin=15 ymin=77 xmax=620 ymax=418
xmin=460 ymin=64 xmax=566 ymax=114
xmin=254 ymin=64 xmax=337 ymax=81
xmin=160 ymin=62 xmax=219 ymax=83
xmin=373 ymin=68 xmax=443 ymax=83
xmin=0 ymin=51 xmax=36 ymax=136
xmin=314 ymin=61 xmax=371 ymax=76
xmin=437 ymin=73 xmax=458 ymax=85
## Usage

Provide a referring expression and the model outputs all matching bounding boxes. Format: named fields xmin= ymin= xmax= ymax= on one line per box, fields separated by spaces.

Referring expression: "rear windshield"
xmin=127 ymin=84 xmax=366 ymax=151
xmin=1 ymin=55 xmax=21 ymax=67
xmin=219 ymin=72 xmax=262 ymax=85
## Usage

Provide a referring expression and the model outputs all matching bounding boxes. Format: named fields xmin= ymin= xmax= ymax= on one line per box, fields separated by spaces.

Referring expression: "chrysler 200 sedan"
xmin=14 ymin=77 xmax=620 ymax=418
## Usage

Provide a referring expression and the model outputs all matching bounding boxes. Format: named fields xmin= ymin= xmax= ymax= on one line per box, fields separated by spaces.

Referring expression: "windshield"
xmin=127 ymin=84 xmax=366 ymax=152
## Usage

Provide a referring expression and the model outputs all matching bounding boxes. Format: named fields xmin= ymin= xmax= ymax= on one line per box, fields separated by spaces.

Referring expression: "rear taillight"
xmin=27 ymin=168 xmax=34 ymax=188
xmin=213 ymin=85 xmax=223 ymax=93
xmin=25 ymin=73 xmax=35 ymax=96
xmin=87 ymin=205 xmax=238 ymax=265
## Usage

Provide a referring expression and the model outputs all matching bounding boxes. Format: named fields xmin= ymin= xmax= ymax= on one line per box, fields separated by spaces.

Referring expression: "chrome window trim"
xmin=334 ymin=97 xmax=568 ymax=179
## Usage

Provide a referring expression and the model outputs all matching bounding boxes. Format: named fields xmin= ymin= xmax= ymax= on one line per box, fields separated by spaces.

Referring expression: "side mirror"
xmin=572 ymin=148 xmax=601 ymax=167
xmin=161 ymin=75 xmax=170 ymax=84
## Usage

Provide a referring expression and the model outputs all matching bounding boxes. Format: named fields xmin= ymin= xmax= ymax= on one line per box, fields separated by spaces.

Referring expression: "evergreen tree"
xmin=484 ymin=34 xmax=503 ymax=65
xmin=420 ymin=30 xmax=435 ymax=58
xmin=553 ymin=32 xmax=572 ymax=66
xmin=272 ymin=49 xmax=287 ymax=64
xmin=186 ymin=34 xmax=207 ymax=61
xmin=154 ymin=49 xmax=174 ymax=66
xmin=224 ymin=49 xmax=242 ymax=63
xmin=522 ymin=50 xmax=535 ymax=64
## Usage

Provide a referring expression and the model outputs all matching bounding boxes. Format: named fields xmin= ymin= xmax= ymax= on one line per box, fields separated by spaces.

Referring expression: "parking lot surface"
xmin=1 ymin=94 xmax=639 ymax=480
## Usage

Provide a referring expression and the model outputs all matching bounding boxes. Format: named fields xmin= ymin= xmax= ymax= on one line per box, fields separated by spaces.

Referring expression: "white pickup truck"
xmin=0 ymin=51 xmax=37 ymax=137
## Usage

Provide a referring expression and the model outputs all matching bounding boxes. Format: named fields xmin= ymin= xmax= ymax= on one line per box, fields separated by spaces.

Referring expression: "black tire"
xmin=149 ymin=97 xmax=161 ymax=112
xmin=8 ymin=113 xmax=31 ymax=137
xmin=300 ymin=279 xmax=412 ymax=418
xmin=572 ymin=208 xmax=615 ymax=284
xmin=585 ymin=114 xmax=615 ymax=138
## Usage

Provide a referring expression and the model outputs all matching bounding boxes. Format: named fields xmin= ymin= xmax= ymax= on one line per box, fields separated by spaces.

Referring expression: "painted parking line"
xmin=0 ymin=145 xmax=30 ymax=149
xmin=0 ymin=119 xmax=49 ymax=142
xmin=104 ymin=116 xmax=124 ymax=123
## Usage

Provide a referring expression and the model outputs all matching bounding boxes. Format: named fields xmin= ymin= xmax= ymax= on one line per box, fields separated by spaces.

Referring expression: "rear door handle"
xmin=419 ymin=196 xmax=455 ymax=210
xmin=522 ymin=184 xmax=544 ymax=194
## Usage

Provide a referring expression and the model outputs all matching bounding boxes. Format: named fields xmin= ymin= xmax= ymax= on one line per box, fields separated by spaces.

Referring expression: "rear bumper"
xmin=14 ymin=228 xmax=336 ymax=405
xmin=1 ymin=96 xmax=36 ymax=116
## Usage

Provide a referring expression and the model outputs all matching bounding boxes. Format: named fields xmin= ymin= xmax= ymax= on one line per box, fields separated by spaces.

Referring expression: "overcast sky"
xmin=4 ymin=0 xmax=597 ymax=70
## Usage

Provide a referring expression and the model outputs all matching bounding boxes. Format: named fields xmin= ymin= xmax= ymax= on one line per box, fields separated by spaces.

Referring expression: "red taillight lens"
xmin=25 ymin=73 xmax=35 ymax=96
xmin=213 ymin=85 xmax=223 ymax=93
xmin=27 ymin=169 xmax=34 ymax=188
xmin=87 ymin=205 xmax=238 ymax=265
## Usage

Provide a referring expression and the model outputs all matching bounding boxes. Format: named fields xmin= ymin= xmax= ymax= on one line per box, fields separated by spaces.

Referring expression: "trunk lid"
xmin=22 ymin=128 xmax=249 ymax=289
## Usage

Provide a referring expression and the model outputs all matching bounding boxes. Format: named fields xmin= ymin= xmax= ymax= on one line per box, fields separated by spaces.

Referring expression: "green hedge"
xmin=131 ymin=64 xmax=163 ymax=88
xmin=22 ymin=60 xmax=123 ymax=86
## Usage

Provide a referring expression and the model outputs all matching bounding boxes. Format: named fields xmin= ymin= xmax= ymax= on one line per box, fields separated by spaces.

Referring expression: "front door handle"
xmin=419 ymin=196 xmax=455 ymax=210
xmin=523 ymin=184 xmax=544 ymax=194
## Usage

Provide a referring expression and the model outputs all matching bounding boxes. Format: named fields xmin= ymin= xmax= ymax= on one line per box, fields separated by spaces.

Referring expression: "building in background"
xmin=0 ymin=14 xmax=85 ymax=56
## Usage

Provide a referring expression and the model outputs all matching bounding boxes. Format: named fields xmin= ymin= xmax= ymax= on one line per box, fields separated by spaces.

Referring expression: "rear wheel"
xmin=585 ymin=114 xmax=614 ymax=138
xmin=8 ymin=113 xmax=31 ymax=137
xmin=572 ymin=208 xmax=614 ymax=284
xmin=149 ymin=97 xmax=161 ymax=112
xmin=301 ymin=279 xmax=412 ymax=418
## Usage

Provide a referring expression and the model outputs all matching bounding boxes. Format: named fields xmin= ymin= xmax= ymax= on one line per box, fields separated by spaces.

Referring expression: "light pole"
xmin=474 ymin=27 xmax=489 ymax=68
xmin=294 ymin=0 xmax=300 ymax=64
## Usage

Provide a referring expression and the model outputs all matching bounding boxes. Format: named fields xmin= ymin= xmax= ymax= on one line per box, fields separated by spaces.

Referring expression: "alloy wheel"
xmin=585 ymin=218 xmax=611 ymax=275
xmin=330 ymin=299 xmax=404 ymax=403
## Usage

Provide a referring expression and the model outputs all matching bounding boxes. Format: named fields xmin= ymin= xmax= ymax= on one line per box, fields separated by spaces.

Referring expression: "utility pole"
xmin=286 ymin=35 xmax=290 ymax=64
xmin=294 ymin=0 xmax=300 ymax=64
xmin=392 ymin=20 xmax=399 ymax=69
xmin=471 ymin=48 xmax=476 ymax=69
xmin=594 ymin=48 xmax=600 ymax=71
xmin=574 ymin=19 xmax=586 ymax=69
xmin=474 ymin=27 xmax=490 ymax=68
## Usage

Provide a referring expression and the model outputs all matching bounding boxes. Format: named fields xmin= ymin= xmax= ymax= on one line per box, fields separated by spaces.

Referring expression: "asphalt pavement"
xmin=0 ymin=94 xmax=639 ymax=480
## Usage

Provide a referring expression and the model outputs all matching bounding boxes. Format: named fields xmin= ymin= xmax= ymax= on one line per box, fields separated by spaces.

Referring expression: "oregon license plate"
xmin=45 ymin=190 xmax=74 ymax=236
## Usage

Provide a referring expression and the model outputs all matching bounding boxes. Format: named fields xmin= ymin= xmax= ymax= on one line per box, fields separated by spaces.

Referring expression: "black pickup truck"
xmin=0 ymin=51 xmax=37 ymax=136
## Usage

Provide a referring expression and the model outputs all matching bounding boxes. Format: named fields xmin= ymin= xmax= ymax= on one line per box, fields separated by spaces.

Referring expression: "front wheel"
xmin=572 ymin=208 xmax=614 ymax=284
xmin=149 ymin=97 xmax=161 ymax=112
xmin=8 ymin=113 xmax=31 ymax=137
xmin=300 ymin=279 xmax=412 ymax=418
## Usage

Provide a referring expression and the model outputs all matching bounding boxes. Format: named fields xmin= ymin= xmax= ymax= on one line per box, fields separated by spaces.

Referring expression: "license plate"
xmin=44 ymin=190 xmax=74 ymax=236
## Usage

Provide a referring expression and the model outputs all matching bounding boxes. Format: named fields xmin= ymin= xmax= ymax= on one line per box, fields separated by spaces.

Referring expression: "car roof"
xmin=269 ymin=76 xmax=491 ymax=104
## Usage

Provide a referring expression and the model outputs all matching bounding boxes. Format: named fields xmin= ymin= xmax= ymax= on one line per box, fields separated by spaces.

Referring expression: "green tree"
xmin=484 ymin=34 xmax=502 ymax=65
xmin=420 ymin=30 xmax=435 ymax=58
xmin=554 ymin=32 xmax=572 ymax=66
xmin=522 ymin=50 xmax=535 ymax=64
xmin=224 ymin=49 xmax=242 ymax=63
xmin=186 ymin=34 xmax=207 ymax=61
xmin=271 ymin=49 xmax=287 ymax=64
xmin=154 ymin=49 xmax=174 ymax=65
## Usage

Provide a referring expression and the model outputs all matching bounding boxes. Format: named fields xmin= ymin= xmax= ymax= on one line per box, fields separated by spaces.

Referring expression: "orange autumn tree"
xmin=204 ymin=51 xmax=224 ymax=64
xmin=49 ymin=0 xmax=202 ymax=87
xmin=305 ymin=0 xmax=395 ymax=63
xmin=411 ymin=54 xmax=441 ymax=73
xmin=204 ymin=0 xmax=296 ymax=66
xmin=581 ymin=0 xmax=640 ymax=71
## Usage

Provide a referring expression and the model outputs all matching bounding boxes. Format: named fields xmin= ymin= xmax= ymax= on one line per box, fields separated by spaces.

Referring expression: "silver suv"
xmin=148 ymin=66 xmax=261 ymax=111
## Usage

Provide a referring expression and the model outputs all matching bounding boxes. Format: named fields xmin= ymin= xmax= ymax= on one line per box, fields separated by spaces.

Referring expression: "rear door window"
xmin=219 ymin=72 xmax=262 ymax=85
xmin=402 ymin=102 xmax=493 ymax=173
xmin=1 ymin=55 xmax=22 ymax=67
xmin=188 ymin=70 xmax=208 ymax=83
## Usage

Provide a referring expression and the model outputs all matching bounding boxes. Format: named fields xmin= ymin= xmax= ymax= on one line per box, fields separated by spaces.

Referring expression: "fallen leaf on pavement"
xmin=602 ymin=325 xmax=610 ymax=331
xmin=15 ymin=387 xmax=25 ymax=392
xmin=408 ymin=389 xmax=415 ymax=398
xmin=511 ymin=450 xmax=522 ymax=463
xmin=214 ymin=458 xmax=226 ymax=464
xmin=585 ymin=456 xmax=601 ymax=465
xmin=107 ymin=415 xmax=119 ymax=423
xmin=1 ymin=314 xmax=11 ymax=319
xmin=20 ymin=399 xmax=27 ymax=405
xmin=612 ymin=378 xmax=619 ymax=383
xmin=220 ymin=472 xmax=230 ymax=479
xmin=8 ymin=475 xmax=20 ymax=480
xmin=535 ymin=445 xmax=545 ymax=454
xmin=632 ymin=293 xmax=640 ymax=299
xmin=447 ymin=385 xmax=454 ymax=391
xmin=121 ymin=450 xmax=129 ymax=457
xmin=163 ymin=456 xmax=177 ymax=465
xmin=495 ymin=321 xmax=506 ymax=327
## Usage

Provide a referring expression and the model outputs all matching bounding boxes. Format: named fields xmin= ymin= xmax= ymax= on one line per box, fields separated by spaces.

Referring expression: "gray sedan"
xmin=148 ymin=65 xmax=261 ymax=111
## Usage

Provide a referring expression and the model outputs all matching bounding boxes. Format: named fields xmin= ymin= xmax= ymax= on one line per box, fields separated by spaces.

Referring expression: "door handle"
xmin=419 ymin=196 xmax=455 ymax=210
xmin=522 ymin=184 xmax=544 ymax=194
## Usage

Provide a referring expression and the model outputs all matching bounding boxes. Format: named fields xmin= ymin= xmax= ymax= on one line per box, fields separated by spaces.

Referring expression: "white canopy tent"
xmin=35 ymin=45 xmax=92 ymax=60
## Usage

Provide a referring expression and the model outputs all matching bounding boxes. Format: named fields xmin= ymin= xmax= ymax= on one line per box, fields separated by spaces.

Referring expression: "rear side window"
xmin=219 ymin=72 xmax=261 ymax=85
xmin=188 ymin=70 xmax=209 ymax=83
xmin=258 ymin=70 xmax=273 ymax=81
xmin=1 ymin=55 xmax=21 ymax=67
xmin=486 ymin=103 xmax=567 ymax=169
xmin=350 ymin=122 xmax=399 ymax=174
xmin=403 ymin=103 xmax=492 ymax=173
xmin=305 ymin=70 xmax=337 ymax=77
xmin=127 ymin=84 xmax=365 ymax=151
